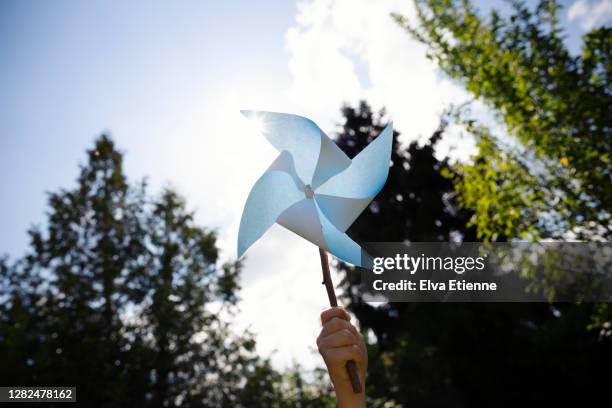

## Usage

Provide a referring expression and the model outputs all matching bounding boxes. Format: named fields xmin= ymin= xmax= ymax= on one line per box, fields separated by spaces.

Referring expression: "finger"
xmin=321 ymin=344 xmax=363 ymax=365
xmin=318 ymin=329 xmax=358 ymax=350
xmin=320 ymin=317 xmax=358 ymax=338
xmin=320 ymin=307 xmax=351 ymax=324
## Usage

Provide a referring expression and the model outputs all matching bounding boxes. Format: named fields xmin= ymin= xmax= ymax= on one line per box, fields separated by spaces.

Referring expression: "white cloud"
xmin=233 ymin=225 xmax=340 ymax=371
xmin=568 ymin=0 xmax=612 ymax=30
xmin=285 ymin=0 xmax=477 ymax=150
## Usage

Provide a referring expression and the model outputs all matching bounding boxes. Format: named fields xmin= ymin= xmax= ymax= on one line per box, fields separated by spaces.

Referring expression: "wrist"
xmin=334 ymin=382 xmax=366 ymax=408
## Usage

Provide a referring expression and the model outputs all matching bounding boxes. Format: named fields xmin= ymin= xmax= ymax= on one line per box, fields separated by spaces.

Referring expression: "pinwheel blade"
xmin=313 ymin=194 xmax=372 ymax=232
xmin=315 ymin=201 xmax=365 ymax=267
xmin=316 ymin=122 xmax=393 ymax=198
xmin=311 ymin=132 xmax=351 ymax=189
xmin=277 ymin=198 xmax=326 ymax=248
xmin=241 ymin=110 xmax=324 ymax=185
xmin=276 ymin=198 xmax=370 ymax=267
xmin=315 ymin=122 xmax=393 ymax=231
xmin=237 ymin=170 xmax=304 ymax=258
xmin=266 ymin=150 xmax=304 ymax=190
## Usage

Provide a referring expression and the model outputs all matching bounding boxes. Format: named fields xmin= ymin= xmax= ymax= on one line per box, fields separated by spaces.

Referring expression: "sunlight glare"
xmin=249 ymin=116 xmax=266 ymax=136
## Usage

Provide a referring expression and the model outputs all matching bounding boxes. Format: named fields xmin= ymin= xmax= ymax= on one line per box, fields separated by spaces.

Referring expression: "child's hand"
xmin=317 ymin=307 xmax=367 ymax=408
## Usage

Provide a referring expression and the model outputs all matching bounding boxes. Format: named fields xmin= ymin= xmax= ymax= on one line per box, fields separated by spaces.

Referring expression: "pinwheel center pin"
xmin=304 ymin=184 xmax=315 ymax=199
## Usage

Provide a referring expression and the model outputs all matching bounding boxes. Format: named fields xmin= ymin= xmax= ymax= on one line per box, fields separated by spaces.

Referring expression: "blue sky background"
xmin=1 ymin=0 xmax=609 ymax=368
xmin=1 ymin=0 xmax=296 ymax=255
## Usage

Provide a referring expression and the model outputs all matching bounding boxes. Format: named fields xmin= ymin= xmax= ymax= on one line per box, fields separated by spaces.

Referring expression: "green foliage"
xmin=238 ymin=363 xmax=336 ymax=408
xmin=587 ymin=303 xmax=612 ymax=340
xmin=450 ymin=120 xmax=546 ymax=241
xmin=395 ymin=0 xmax=611 ymax=339
xmin=394 ymin=0 xmax=611 ymax=240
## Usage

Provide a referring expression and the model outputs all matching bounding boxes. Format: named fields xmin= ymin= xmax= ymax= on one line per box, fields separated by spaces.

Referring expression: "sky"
xmin=1 ymin=0 xmax=609 ymax=370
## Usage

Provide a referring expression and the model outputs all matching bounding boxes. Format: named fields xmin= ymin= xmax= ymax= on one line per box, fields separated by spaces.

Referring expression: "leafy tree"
xmin=333 ymin=101 xmax=612 ymax=407
xmin=0 ymin=135 xmax=288 ymax=407
xmin=393 ymin=0 xmax=610 ymax=241
xmin=395 ymin=0 xmax=611 ymax=336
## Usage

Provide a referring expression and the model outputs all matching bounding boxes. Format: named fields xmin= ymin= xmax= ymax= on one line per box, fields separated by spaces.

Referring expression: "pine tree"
xmin=0 ymin=135 xmax=284 ymax=407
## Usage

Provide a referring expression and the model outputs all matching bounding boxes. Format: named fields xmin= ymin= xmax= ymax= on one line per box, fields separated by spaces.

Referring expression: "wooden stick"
xmin=318 ymin=248 xmax=363 ymax=393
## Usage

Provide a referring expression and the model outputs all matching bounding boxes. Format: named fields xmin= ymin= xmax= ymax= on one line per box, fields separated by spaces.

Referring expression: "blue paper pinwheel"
xmin=238 ymin=110 xmax=393 ymax=266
